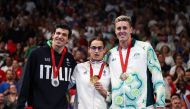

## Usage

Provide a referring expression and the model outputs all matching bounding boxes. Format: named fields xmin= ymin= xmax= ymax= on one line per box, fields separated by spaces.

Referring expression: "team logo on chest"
xmin=40 ymin=64 xmax=72 ymax=86
xmin=44 ymin=58 xmax=50 ymax=62
xmin=66 ymin=58 xmax=71 ymax=66
xmin=133 ymin=53 xmax=140 ymax=59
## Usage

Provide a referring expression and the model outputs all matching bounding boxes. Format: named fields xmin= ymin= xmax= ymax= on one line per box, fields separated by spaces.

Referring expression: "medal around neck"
xmin=52 ymin=77 xmax=59 ymax=87
xmin=120 ymin=72 xmax=128 ymax=81
xmin=90 ymin=75 xmax=99 ymax=85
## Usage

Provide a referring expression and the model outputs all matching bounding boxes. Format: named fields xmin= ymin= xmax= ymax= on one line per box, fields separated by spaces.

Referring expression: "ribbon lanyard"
xmin=119 ymin=41 xmax=132 ymax=73
xmin=90 ymin=62 xmax=105 ymax=79
xmin=51 ymin=47 xmax=66 ymax=78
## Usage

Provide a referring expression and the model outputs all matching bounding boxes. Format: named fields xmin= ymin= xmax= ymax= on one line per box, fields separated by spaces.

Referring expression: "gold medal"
xmin=90 ymin=75 xmax=99 ymax=84
xmin=120 ymin=72 xmax=128 ymax=81
xmin=89 ymin=62 xmax=105 ymax=85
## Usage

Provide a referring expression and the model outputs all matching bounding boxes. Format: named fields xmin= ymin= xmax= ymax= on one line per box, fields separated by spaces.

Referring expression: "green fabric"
xmin=24 ymin=45 xmax=37 ymax=58
xmin=47 ymin=40 xmax=52 ymax=47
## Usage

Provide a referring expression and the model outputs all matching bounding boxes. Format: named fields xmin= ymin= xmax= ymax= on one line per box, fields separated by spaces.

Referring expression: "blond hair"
xmin=114 ymin=15 xmax=132 ymax=26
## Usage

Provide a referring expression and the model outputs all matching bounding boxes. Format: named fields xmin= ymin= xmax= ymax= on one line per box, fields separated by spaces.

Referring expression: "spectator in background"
xmin=175 ymin=36 xmax=190 ymax=64
xmin=155 ymin=32 xmax=170 ymax=52
xmin=160 ymin=45 xmax=175 ymax=67
xmin=0 ymin=93 xmax=10 ymax=109
xmin=0 ymin=41 xmax=9 ymax=68
xmin=172 ymin=66 xmax=186 ymax=84
xmin=0 ymin=69 xmax=17 ymax=95
xmin=183 ymin=69 xmax=190 ymax=108
xmin=105 ymin=36 xmax=117 ymax=52
xmin=4 ymin=84 xmax=18 ymax=109
xmin=72 ymin=47 xmax=87 ymax=64
xmin=1 ymin=56 xmax=13 ymax=72
xmin=170 ymin=54 xmax=187 ymax=76
xmin=158 ymin=53 xmax=171 ymax=76
xmin=12 ymin=43 xmax=24 ymax=65
xmin=0 ymin=69 xmax=6 ymax=84
xmin=24 ymin=37 xmax=37 ymax=59
xmin=184 ymin=69 xmax=190 ymax=90
xmin=176 ymin=81 xmax=190 ymax=108
xmin=6 ymin=40 xmax=16 ymax=56
xmin=24 ymin=0 xmax=36 ymax=15
xmin=164 ymin=74 xmax=177 ymax=105
xmin=169 ymin=93 xmax=186 ymax=109
xmin=12 ymin=60 xmax=22 ymax=81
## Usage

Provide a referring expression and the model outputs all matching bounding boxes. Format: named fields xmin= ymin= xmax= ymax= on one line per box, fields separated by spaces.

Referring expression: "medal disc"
xmin=52 ymin=78 xmax=59 ymax=87
xmin=90 ymin=75 xmax=99 ymax=84
xmin=120 ymin=72 xmax=128 ymax=81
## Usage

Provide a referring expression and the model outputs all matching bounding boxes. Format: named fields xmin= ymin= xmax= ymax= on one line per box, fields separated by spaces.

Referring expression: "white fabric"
xmin=108 ymin=40 xmax=165 ymax=108
xmin=165 ymin=56 xmax=175 ymax=67
xmin=71 ymin=61 xmax=111 ymax=109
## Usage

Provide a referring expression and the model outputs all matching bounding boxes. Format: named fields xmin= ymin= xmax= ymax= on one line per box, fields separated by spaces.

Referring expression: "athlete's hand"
xmin=94 ymin=82 xmax=107 ymax=98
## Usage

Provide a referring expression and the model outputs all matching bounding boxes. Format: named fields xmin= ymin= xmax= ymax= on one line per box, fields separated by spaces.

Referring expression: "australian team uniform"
xmin=71 ymin=61 xmax=111 ymax=109
xmin=106 ymin=38 xmax=165 ymax=109
xmin=17 ymin=45 xmax=76 ymax=109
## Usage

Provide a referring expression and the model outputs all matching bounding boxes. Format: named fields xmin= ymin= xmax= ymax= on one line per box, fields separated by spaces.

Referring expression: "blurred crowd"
xmin=0 ymin=0 xmax=190 ymax=108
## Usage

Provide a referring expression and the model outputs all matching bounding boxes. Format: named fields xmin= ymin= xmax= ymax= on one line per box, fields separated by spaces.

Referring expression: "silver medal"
xmin=51 ymin=78 xmax=59 ymax=87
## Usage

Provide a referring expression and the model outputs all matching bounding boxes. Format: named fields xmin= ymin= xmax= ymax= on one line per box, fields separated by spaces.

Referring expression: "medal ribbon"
xmin=119 ymin=40 xmax=132 ymax=73
xmin=51 ymin=47 xmax=66 ymax=78
xmin=90 ymin=62 xmax=105 ymax=79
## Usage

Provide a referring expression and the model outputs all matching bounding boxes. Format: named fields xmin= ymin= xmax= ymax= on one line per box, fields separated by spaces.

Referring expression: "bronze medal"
xmin=119 ymin=39 xmax=132 ymax=81
xmin=120 ymin=72 xmax=128 ymax=81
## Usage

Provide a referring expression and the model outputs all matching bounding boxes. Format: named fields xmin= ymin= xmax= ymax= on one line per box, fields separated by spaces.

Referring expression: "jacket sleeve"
xmin=16 ymin=50 xmax=36 ymax=109
xmin=147 ymin=43 xmax=165 ymax=107
xmin=69 ymin=64 xmax=78 ymax=89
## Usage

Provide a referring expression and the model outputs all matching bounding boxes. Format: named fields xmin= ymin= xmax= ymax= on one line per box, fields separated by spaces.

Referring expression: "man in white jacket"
xmin=105 ymin=15 xmax=165 ymax=109
xmin=71 ymin=37 xmax=111 ymax=109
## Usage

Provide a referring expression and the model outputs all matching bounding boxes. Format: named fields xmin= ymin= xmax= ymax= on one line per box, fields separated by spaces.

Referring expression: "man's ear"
xmin=51 ymin=33 xmax=55 ymax=39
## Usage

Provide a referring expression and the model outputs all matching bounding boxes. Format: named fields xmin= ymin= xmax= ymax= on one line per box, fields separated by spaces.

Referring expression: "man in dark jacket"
xmin=17 ymin=24 xmax=77 ymax=109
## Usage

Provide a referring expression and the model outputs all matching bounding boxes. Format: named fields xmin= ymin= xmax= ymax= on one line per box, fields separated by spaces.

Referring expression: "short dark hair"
xmin=88 ymin=37 xmax=106 ymax=48
xmin=171 ymin=93 xmax=180 ymax=99
xmin=54 ymin=24 xmax=72 ymax=37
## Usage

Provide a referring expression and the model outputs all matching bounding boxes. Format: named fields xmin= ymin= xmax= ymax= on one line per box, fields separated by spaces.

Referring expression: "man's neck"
xmin=52 ymin=45 xmax=65 ymax=54
xmin=90 ymin=59 xmax=103 ymax=64
xmin=119 ymin=37 xmax=132 ymax=49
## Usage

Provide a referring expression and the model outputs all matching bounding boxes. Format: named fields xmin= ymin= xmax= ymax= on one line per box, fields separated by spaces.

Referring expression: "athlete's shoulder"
xmin=134 ymin=40 xmax=152 ymax=50
xmin=135 ymin=40 xmax=150 ymax=46
xmin=29 ymin=45 xmax=49 ymax=57
xmin=109 ymin=45 xmax=118 ymax=53
xmin=76 ymin=61 xmax=89 ymax=67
